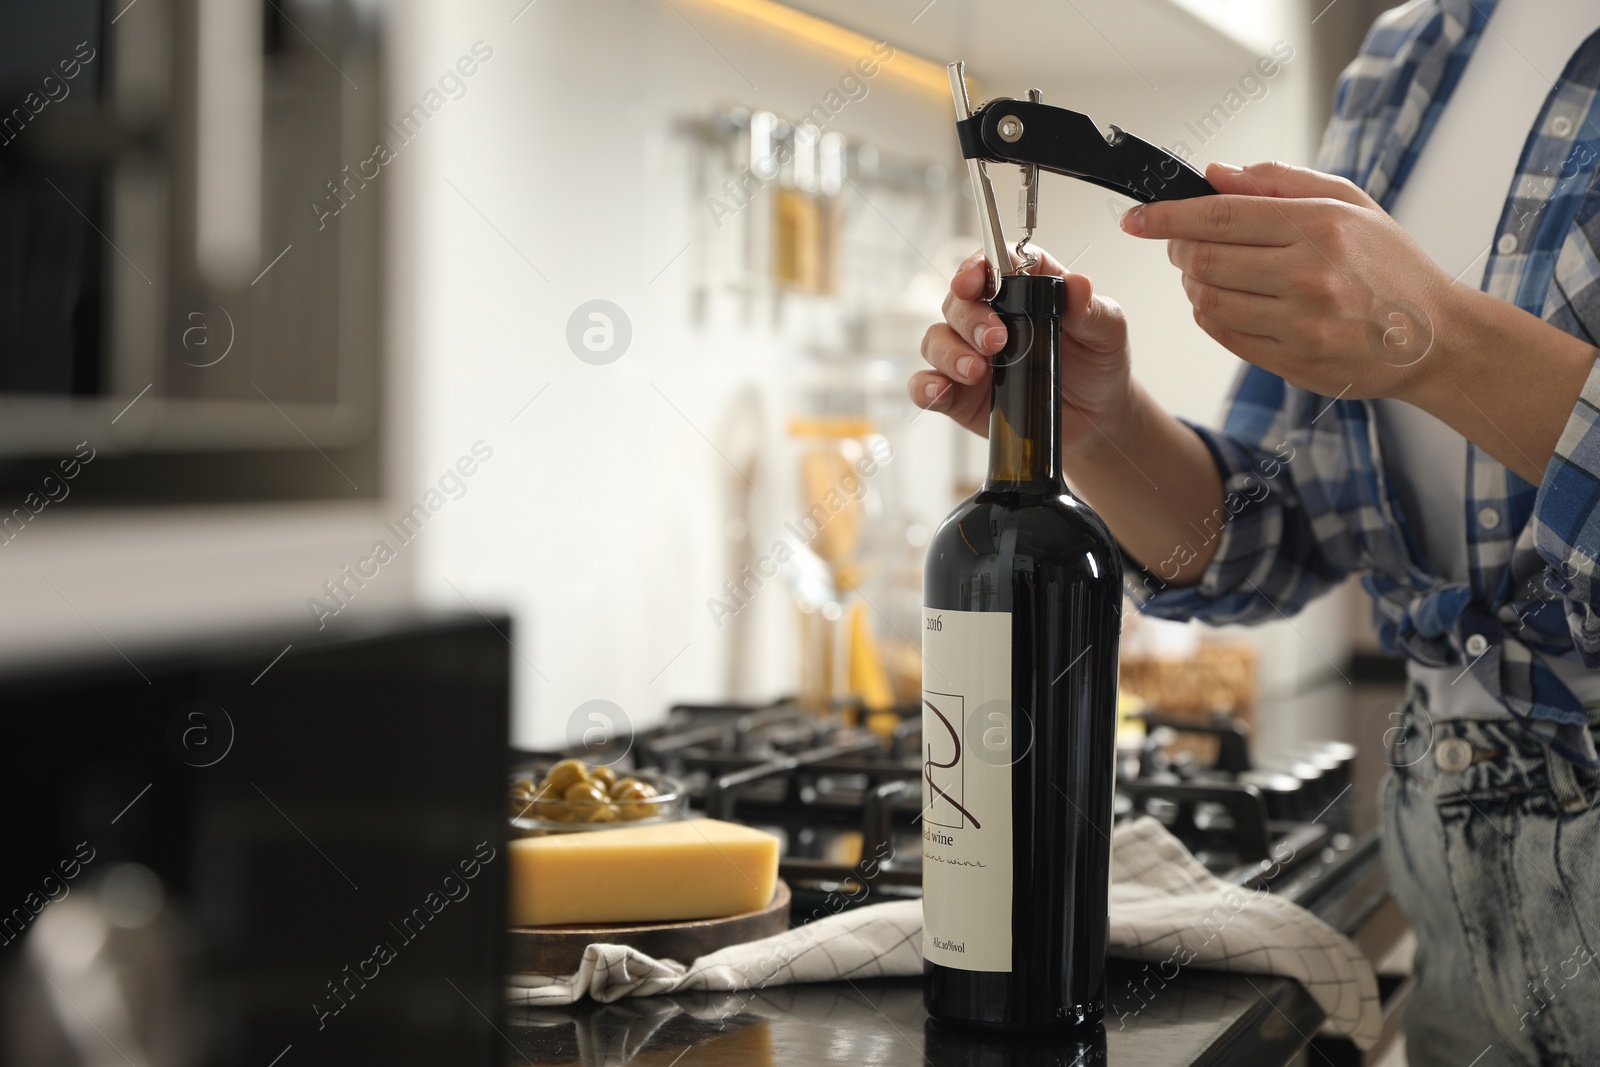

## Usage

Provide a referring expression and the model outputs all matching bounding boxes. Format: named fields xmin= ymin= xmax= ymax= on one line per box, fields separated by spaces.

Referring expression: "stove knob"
xmin=1297 ymin=742 xmax=1354 ymax=793
xmin=1298 ymin=742 xmax=1356 ymax=830
xmin=1264 ymin=759 xmax=1328 ymax=816
xmin=1237 ymin=769 xmax=1307 ymax=822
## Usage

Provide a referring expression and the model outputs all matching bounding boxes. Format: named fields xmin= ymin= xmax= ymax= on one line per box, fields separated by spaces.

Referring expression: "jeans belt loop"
xmin=1549 ymin=748 xmax=1595 ymax=812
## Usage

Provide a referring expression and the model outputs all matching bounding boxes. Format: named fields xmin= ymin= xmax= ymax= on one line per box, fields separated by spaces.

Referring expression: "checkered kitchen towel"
xmin=507 ymin=816 xmax=1381 ymax=1047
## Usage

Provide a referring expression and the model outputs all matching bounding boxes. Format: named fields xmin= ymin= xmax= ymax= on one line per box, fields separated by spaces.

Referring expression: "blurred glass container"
xmin=508 ymin=769 xmax=687 ymax=839
xmin=784 ymin=348 xmax=910 ymax=716
xmin=773 ymin=122 xmax=844 ymax=295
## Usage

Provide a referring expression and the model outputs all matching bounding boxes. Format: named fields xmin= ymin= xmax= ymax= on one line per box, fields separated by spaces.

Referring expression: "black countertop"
xmin=508 ymin=967 xmax=1321 ymax=1067
xmin=507 ymin=835 xmax=1393 ymax=1067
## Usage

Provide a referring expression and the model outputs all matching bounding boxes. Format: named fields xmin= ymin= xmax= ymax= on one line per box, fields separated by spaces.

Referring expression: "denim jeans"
xmin=1382 ymin=694 xmax=1600 ymax=1067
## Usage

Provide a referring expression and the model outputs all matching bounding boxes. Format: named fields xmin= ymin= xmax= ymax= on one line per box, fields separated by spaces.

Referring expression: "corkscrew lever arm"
xmin=948 ymin=62 xmax=1013 ymax=300
xmin=947 ymin=60 xmax=1215 ymax=297
xmin=955 ymin=100 xmax=1216 ymax=203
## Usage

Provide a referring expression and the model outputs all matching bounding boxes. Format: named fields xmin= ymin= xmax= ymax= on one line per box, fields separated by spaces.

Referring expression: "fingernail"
xmin=1213 ymin=161 xmax=1243 ymax=174
xmin=956 ymin=356 xmax=976 ymax=381
xmin=1120 ymin=206 xmax=1144 ymax=235
xmin=924 ymin=382 xmax=942 ymax=402
xmin=972 ymin=325 xmax=988 ymax=350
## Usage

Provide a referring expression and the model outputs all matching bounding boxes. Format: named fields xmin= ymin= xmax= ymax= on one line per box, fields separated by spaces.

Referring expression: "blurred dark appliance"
xmin=0 ymin=614 xmax=510 ymax=1067
xmin=0 ymin=0 xmax=384 ymax=501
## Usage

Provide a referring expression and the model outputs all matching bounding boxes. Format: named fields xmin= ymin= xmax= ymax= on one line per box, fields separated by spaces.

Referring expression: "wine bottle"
xmin=921 ymin=271 xmax=1123 ymax=1030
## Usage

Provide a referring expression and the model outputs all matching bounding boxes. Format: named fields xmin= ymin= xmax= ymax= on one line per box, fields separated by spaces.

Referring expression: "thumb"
xmin=1206 ymin=160 xmax=1371 ymax=206
xmin=1061 ymin=273 xmax=1126 ymax=355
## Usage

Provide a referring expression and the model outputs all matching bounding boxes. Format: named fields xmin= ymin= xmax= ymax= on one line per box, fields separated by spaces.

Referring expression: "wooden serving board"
xmin=508 ymin=881 xmax=792 ymax=976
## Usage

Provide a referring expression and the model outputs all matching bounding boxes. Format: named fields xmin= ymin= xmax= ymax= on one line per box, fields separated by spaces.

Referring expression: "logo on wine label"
xmin=924 ymin=692 xmax=978 ymax=829
xmin=566 ymin=300 xmax=632 ymax=365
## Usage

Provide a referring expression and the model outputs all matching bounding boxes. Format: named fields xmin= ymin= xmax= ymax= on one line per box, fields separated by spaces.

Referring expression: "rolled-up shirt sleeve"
xmin=1122 ymin=366 xmax=1361 ymax=625
xmin=1531 ymin=355 xmax=1600 ymax=665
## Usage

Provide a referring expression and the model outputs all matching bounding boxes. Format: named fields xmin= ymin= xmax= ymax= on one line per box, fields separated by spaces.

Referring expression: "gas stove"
xmin=513 ymin=697 xmax=1409 ymax=1065
xmin=520 ymin=699 xmax=1364 ymax=920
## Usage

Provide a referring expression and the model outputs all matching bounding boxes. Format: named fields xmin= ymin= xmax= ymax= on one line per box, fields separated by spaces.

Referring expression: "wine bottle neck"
xmin=985 ymin=275 xmax=1065 ymax=491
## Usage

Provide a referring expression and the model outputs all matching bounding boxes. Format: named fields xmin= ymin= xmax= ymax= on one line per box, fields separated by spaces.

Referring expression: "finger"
xmin=1167 ymin=240 xmax=1294 ymax=296
xmin=1180 ymin=275 xmax=1285 ymax=337
xmin=909 ymin=370 xmax=990 ymax=436
xmin=1122 ymin=194 xmax=1300 ymax=245
xmin=940 ymin=289 xmax=1007 ymax=357
xmin=1061 ymin=273 xmax=1127 ymax=354
xmin=950 ymin=245 xmax=1079 ymax=353
xmin=1206 ymin=160 xmax=1372 ymax=207
xmin=950 ymin=252 xmax=991 ymax=302
xmin=921 ymin=322 xmax=992 ymax=386
xmin=954 ymin=243 xmax=1075 ymax=294
xmin=1192 ymin=310 xmax=1285 ymax=370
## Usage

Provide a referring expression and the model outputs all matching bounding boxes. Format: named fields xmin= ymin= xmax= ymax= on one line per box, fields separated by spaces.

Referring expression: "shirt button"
xmin=1497 ymin=233 xmax=1520 ymax=255
xmin=1553 ymin=114 xmax=1574 ymax=137
xmin=1478 ymin=506 xmax=1501 ymax=530
xmin=1465 ymin=633 xmax=1490 ymax=657
xmin=1436 ymin=737 xmax=1474 ymax=774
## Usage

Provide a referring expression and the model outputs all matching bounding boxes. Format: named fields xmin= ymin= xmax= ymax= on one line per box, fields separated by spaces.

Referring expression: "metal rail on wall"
xmin=677 ymin=104 xmax=959 ymax=301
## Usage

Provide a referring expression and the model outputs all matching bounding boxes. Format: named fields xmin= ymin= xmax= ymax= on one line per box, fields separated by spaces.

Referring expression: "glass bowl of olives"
xmin=509 ymin=758 xmax=686 ymax=836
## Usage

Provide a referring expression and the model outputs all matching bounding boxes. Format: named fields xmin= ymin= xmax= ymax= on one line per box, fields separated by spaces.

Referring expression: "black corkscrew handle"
xmin=957 ymin=99 xmax=1215 ymax=203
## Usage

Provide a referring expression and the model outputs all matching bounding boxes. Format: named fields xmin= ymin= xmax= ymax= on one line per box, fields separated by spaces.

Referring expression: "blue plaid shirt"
xmin=1130 ymin=0 xmax=1600 ymax=767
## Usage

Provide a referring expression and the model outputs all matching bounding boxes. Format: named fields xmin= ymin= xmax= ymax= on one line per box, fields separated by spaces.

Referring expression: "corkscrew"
xmin=947 ymin=61 xmax=1215 ymax=297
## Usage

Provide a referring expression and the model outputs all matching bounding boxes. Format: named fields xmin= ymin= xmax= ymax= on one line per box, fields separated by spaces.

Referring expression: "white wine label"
xmin=921 ymin=606 xmax=1013 ymax=973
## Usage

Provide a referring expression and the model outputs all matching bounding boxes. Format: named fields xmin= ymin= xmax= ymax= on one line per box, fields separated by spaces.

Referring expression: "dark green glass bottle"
xmin=921 ymin=272 xmax=1123 ymax=1030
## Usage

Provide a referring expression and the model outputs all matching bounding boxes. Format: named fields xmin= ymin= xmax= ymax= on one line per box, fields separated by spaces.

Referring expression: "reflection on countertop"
xmin=508 ymin=961 xmax=1320 ymax=1067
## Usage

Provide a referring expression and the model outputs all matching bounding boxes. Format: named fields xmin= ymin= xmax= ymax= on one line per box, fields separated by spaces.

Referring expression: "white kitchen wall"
xmin=391 ymin=0 xmax=960 ymax=749
xmin=395 ymin=0 xmax=1351 ymax=751
xmin=0 ymin=0 xmax=1354 ymax=755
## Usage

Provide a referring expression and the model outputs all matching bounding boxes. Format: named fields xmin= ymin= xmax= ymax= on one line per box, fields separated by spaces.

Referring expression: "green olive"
xmin=543 ymin=759 xmax=589 ymax=794
xmin=564 ymin=798 xmax=621 ymax=824
xmin=517 ymin=765 xmax=666 ymax=825
xmin=562 ymin=780 xmax=608 ymax=805
xmin=521 ymin=785 xmax=564 ymax=820
xmin=509 ymin=777 xmax=548 ymax=817
xmin=617 ymin=782 xmax=661 ymax=820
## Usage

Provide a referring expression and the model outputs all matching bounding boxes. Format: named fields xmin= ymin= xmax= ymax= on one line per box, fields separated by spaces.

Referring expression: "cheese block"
xmin=509 ymin=818 xmax=780 ymax=927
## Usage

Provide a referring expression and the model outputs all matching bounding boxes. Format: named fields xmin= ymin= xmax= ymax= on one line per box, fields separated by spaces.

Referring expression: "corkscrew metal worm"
xmin=1015 ymin=88 xmax=1041 ymax=274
